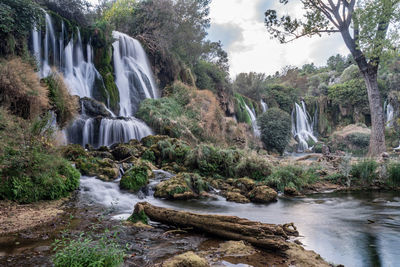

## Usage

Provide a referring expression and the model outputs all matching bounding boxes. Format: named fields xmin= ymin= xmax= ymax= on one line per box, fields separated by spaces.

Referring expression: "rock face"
xmin=247 ymin=186 xmax=277 ymax=203
xmin=80 ymin=97 xmax=112 ymax=117
xmin=162 ymin=252 xmax=209 ymax=267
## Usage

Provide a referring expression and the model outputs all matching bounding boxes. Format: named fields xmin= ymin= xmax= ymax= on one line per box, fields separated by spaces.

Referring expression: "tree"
xmin=233 ymin=72 xmax=266 ymax=100
xmin=265 ymin=0 xmax=400 ymax=156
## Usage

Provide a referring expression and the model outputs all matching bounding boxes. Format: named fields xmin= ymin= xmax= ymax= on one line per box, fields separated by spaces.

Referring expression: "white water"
xmin=112 ymin=31 xmax=159 ymax=117
xmin=32 ymin=14 xmax=156 ymax=147
xmin=261 ymin=100 xmax=268 ymax=113
xmin=384 ymin=101 xmax=394 ymax=127
xmin=292 ymin=101 xmax=318 ymax=152
xmin=244 ymin=103 xmax=260 ymax=137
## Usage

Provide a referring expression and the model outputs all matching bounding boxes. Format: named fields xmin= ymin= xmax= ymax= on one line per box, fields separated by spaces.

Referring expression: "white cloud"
xmin=207 ymin=0 xmax=348 ymax=77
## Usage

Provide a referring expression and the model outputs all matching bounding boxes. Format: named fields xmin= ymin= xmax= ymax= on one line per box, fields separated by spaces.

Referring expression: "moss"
xmin=127 ymin=210 xmax=149 ymax=224
xmin=61 ymin=144 xmax=88 ymax=161
xmin=234 ymin=93 xmax=252 ymax=125
xmin=75 ymin=156 xmax=119 ymax=181
xmin=120 ymin=164 xmax=149 ymax=192
xmin=265 ymin=165 xmax=319 ymax=192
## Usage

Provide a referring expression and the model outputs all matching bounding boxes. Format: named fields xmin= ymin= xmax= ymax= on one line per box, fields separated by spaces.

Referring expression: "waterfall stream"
xmin=31 ymin=13 xmax=156 ymax=148
xmin=384 ymin=101 xmax=394 ymax=127
xmin=261 ymin=100 xmax=268 ymax=113
xmin=244 ymin=103 xmax=260 ymax=137
xmin=291 ymin=101 xmax=318 ymax=152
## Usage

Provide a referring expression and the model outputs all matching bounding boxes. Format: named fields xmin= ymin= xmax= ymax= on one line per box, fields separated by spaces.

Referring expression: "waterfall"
xmin=31 ymin=14 xmax=155 ymax=148
xmin=112 ymin=31 xmax=158 ymax=116
xmin=245 ymin=103 xmax=260 ymax=137
xmin=291 ymin=101 xmax=318 ymax=152
xmin=384 ymin=101 xmax=394 ymax=127
xmin=261 ymin=100 xmax=268 ymax=113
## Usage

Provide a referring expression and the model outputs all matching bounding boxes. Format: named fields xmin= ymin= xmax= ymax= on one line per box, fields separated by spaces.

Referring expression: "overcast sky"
xmin=207 ymin=0 xmax=349 ymax=77
xmin=89 ymin=0 xmax=349 ymax=78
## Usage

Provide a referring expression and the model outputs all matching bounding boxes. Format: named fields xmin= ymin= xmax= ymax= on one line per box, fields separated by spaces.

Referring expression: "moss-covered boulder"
xmin=120 ymin=161 xmax=151 ymax=192
xmin=233 ymin=177 xmax=256 ymax=195
xmin=162 ymin=251 xmax=209 ymax=267
xmin=75 ymin=157 xmax=119 ymax=181
xmin=224 ymin=192 xmax=250 ymax=203
xmin=111 ymin=140 xmax=146 ymax=161
xmin=154 ymin=173 xmax=209 ymax=200
xmin=141 ymin=135 xmax=170 ymax=147
xmin=247 ymin=186 xmax=277 ymax=203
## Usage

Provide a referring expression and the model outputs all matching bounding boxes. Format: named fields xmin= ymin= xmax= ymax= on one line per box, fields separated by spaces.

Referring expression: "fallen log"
xmin=133 ymin=202 xmax=299 ymax=251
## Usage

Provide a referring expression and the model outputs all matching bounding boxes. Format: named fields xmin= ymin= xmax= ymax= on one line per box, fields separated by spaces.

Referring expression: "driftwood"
xmin=133 ymin=202 xmax=299 ymax=251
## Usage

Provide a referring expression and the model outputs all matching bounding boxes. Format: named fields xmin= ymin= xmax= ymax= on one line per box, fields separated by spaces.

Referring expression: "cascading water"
xmin=261 ymin=100 xmax=268 ymax=113
xmin=384 ymin=101 xmax=394 ymax=127
xmin=32 ymin=13 xmax=155 ymax=147
xmin=245 ymin=103 xmax=260 ymax=137
xmin=112 ymin=31 xmax=159 ymax=116
xmin=291 ymin=101 xmax=318 ymax=152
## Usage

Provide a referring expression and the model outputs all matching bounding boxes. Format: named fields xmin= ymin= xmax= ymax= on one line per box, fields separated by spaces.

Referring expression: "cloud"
xmin=208 ymin=23 xmax=245 ymax=51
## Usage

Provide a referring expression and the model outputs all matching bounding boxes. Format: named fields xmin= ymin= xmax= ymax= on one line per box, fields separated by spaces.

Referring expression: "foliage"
xmin=103 ymin=0 xmax=135 ymax=32
xmin=234 ymin=93 xmax=252 ymax=125
xmin=350 ymin=160 xmax=378 ymax=185
xmin=233 ymin=72 xmax=266 ymax=101
xmin=263 ymin=84 xmax=298 ymax=113
xmin=52 ymin=233 xmax=125 ymax=267
xmin=127 ymin=210 xmax=149 ymax=224
xmin=0 ymin=0 xmax=42 ymax=55
xmin=45 ymin=72 xmax=78 ymax=128
xmin=40 ymin=0 xmax=91 ymax=26
xmin=193 ymin=60 xmax=228 ymax=93
xmin=0 ymin=58 xmax=49 ymax=119
xmin=328 ymin=79 xmax=370 ymax=109
xmin=387 ymin=161 xmax=400 ymax=187
xmin=0 ymin=109 xmax=80 ymax=203
xmin=327 ymin=54 xmax=354 ymax=73
xmin=346 ymin=133 xmax=370 ymax=149
xmin=235 ymin=152 xmax=272 ymax=180
xmin=119 ymin=164 xmax=149 ymax=192
xmin=265 ymin=165 xmax=319 ymax=192
xmin=257 ymin=108 xmax=291 ymax=154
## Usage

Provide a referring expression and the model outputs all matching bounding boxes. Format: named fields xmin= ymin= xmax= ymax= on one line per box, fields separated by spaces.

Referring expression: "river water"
xmin=80 ymin=175 xmax=400 ymax=267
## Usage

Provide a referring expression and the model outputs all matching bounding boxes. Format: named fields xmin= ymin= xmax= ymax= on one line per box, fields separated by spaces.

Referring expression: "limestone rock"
xmin=225 ymin=192 xmax=250 ymax=203
xmin=162 ymin=251 xmax=209 ymax=267
xmin=247 ymin=186 xmax=277 ymax=203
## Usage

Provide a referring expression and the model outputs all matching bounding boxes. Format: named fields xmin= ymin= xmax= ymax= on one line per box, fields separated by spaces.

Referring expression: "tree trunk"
xmin=362 ymin=71 xmax=386 ymax=156
xmin=133 ymin=202 xmax=299 ymax=251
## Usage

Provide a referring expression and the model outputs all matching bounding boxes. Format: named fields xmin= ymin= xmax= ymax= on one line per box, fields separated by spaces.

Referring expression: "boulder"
xmin=80 ymin=97 xmax=112 ymax=117
xmin=233 ymin=177 xmax=256 ymax=194
xmin=120 ymin=160 xmax=152 ymax=192
xmin=224 ymin=192 xmax=250 ymax=203
xmin=247 ymin=186 xmax=277 ymax=203
xmin=162 ymin=252 xmax=209 ymax=267
xmin=75 ymin=157 xmax=119 ymax=181
xmin=111 ymin=142 xmax=145 ymax=161
xmin=154 ymin=173 xmax=197 ymax=200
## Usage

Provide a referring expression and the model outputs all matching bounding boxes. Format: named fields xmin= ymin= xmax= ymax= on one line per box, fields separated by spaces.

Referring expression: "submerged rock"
xmin=162 ymin=251 xmax=209 ymax=267
xmin=247 ymin=186 xmax=277 ymax=203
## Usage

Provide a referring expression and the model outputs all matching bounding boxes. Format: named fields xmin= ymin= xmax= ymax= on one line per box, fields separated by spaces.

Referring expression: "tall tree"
xmin=265 ymin=0 xmax=400 ymax=156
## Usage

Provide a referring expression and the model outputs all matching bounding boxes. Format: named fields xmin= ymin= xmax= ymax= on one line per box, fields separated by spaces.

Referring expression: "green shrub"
xmin=350 ymin=160 xmax=378 ymax=185
xmin=158 ymin=138 xmax=191 ymax=165
xmin=326 ymin=173 xmax=347 ymax=185
xmin=257 ymin=108 xmax=291 ymax=154
xmin=314 ymin=143 xmax=323 ymax=153
xmin=141 ymin=149 xmax=156 ymax=163
xmin=119 ymin=165 xmax=149 ymax=192
xmin=52 ymin=234 xmax=125 ymax=267
xmin=387 ymin=162 xmax=400 ymax=187
xmin=193 ymin=60 xmax=227 ymax=93
xmin=346 ymin=133 xmax=370 ymax=149
xmin=235 ymin=152 xmax=272 ymax=180
xmin=265 ymin=165 xmax=319 ymax=192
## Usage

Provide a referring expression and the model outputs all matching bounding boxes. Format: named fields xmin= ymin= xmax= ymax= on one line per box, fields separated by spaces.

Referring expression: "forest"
xmin=0 ymin=0 xmax=399 ymax=266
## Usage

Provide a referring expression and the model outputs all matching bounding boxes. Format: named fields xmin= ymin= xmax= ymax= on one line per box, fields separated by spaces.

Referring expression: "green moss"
xmin=127 ymin=210 xmax=149 ymax=224
xmin=265 ymin=165 xmax=319 ymax=192
xmin=234 ymin=93 xmax=252 ymax=125
xmin=120 ymin=165 xmax=149 ymax=192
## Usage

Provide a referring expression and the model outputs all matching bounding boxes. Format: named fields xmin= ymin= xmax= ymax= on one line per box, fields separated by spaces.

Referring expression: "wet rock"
xmin=224 ymin=192 xmax=250 ymax=203
xmin=247 ymin=186 xmax=277 ymax=203
xmin=75 ymin=157 xmax=119 ymax=181
xmin=284 ymin=187 xmax=299 ymax=196
xmin=233 ymin=177 xmax=256 ymax=194
xmin=111 ymin=142 xmax=145 ymax=161
xmin=162 ymin=251 xmax=209 ymax=267
xmin=80 ymin=97 xmax=112 ymax=117
xmin=154 ymin=173 xmax=208 ymax=200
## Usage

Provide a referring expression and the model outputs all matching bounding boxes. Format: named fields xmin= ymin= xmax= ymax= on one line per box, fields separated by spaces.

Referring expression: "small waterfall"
xmin=291 ymin=101 xmax=318 ymax=152
xmin=261 ymin=100 xmax=268 ymax=113
xmin=245 ymin=103 xmax=260 ymax=137
xmin=384 ymin=101 xmax=394 ymax=127
xmin=112 ymin=31 xmax=159 ymax=116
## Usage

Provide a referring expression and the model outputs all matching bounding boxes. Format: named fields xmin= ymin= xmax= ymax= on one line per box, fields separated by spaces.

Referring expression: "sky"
xmin=207 ymin=0 xmax=349 ymax=77
xmin=88 ymin=0 xmax=349 ymax=78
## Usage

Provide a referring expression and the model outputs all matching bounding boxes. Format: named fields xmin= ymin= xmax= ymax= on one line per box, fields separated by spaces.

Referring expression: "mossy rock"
xmin=111 ymin=142 xmax=145 ymax=161
xmin=233 ymin=177 xmax=256 ymax=194
xmin=224 ymin=191 xmax=250 ymax=203
xmin=75 ymin=157 xmax=119 ymax=181
xmin=120 ymin=161 xmax=151 ymax=192
xmin=247 ymin=186 xmax=277 ymax=203
xmin=61 ymin=144 xmax=88 ymax=161
xmin=154 ymin=173 xmax=208 ymax=200
xmin=162 ymin=251 xmax=209 ymax=267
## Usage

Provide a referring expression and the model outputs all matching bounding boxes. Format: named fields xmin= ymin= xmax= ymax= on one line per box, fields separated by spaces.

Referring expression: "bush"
xmin=346 ymin=133 xmax=370 ymax=148
xmin=257 ymin=108 xmax=291 ymax=154
xmin=193 ymin=60 xmax=227 ymax=93
xmin=45 ymin=72 xmax=78 ymax=128
xmin=387 ymin=162 xmax=400 ymax=187
xmin=235 ymin=152 xmax=272 ymax=180
xmin=53 ymin=233 xmax=125 ymax=267
xmin=0 ymin=109 xmax=80 ymax=203
xmin=350 ymin=160 xmax=378 ymax=185
xmin=265 ymin=165 xmax=319 ymax=192
xmin=0 ymin=58 xmax=49 ymax=119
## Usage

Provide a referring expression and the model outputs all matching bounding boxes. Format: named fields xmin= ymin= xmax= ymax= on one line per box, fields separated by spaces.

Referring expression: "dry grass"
xmin=0 ymin=58 xmax=48 ymax=119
